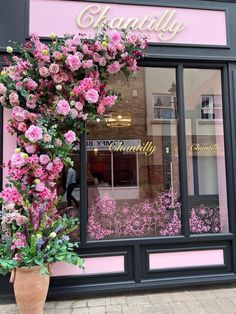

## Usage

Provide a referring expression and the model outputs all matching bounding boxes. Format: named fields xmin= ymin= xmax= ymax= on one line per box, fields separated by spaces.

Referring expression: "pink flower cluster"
xmin=88 ymin=190 xmax=181 ymax=240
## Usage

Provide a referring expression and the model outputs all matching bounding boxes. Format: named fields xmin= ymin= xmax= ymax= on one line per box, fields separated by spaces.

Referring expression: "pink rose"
xmin=64 ymin=130 xmax=76 ymax=144
xmin=9 ymin=92 xmax=19 ymax=106
xmin=75 ymin=102 xmax=83 ymax=111
xmin=107 ymin=61 xmax=121 ymax=74
xmin=15 ymin=82 xmax=22 ymax=91
xmin=53 ymin=51 xmax=62 ymax=60
xmin=109 ymin=30 xmax=122 ymax=44
xmin=0 ymin=96 xmax=6 ymax=105
xmin=43 ymin=133 xmax=52 ymax=142
xmin=34 ymin=166 xmax=44 ymax=177
xmin=53 ymin=74 xmax=63 ymax=84
xmin=13 ymin=106 xmax=27 ymax=122
xmin=128 ymin=33 xmax=139 ymax=45
xmin=39 ymin=67 xmax=50 ymax=77
xmin=18 ymin=122 xmax=27 ymax=132
xmin=0 ymin=83 xmax=7 ymax=95
xmin=82 ymin=60 xmax=93 ymax=69
xmin=70 ymin=108 xmax=78 ymax=119
xmin=49 ymin=63 xmax=60 ymax=74
xmin=39 ymin=154 xmax=50 ymax=165
xmin=99 ymin=57 xmax=107 ymax=67
xmin=35 ymin=182 xmax=45 ymax=192
xmin=26 ymin=79 xmax=38 ymax=91
xmin=65 ymin=54 xmax=81 ymax=72
xmin=25 ymin=125 xmax=43 ymax=143
xmin=85 ymin=88 xmax=99 ymax=104
xmin=56 ymin=99 xmax=70 ymax=116
xmin=97 ymin=104 xmax=105 ymax=114
xmin=11 ymin=153 xmax=26 ymax=168
xmin=26 ymin=94 xmax=37 ymax=109
xmin=25 ymin=143 xmax=37 ymax=154
xmin=93 ymin=53 xmax=101 ymax=62
xmin=46 ymin=162 xmax=54 ymax=171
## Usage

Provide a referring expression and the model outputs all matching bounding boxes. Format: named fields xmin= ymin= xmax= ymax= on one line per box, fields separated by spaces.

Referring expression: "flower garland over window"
xmin=0 ymin=29 xmax=147 ymax=274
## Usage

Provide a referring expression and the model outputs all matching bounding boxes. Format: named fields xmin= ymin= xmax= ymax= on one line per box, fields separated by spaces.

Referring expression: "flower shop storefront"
xmin=2 ymin=0 xmax=236 ymax=302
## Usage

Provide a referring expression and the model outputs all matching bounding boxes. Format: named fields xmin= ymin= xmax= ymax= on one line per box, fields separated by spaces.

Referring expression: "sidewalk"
xmin=2 ymin=284 xmax=236 ymax=313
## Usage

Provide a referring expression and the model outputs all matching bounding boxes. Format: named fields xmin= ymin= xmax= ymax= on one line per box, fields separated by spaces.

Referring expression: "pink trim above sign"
xmin=30 ymin=0 xmax=227 ymax=46
xmin=149 ymin=249 xmax=224 ymax=270
xmin=52 ymin=255 xmax=125 ymax=276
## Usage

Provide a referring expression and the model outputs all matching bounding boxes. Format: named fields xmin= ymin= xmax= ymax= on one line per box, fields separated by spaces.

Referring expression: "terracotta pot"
xmin=12 ymin=266 xmax=50 ymax=314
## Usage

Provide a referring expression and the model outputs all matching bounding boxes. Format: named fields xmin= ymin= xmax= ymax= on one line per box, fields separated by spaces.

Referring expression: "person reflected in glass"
xmin=66 ymin=166 xmax=79 ymax=208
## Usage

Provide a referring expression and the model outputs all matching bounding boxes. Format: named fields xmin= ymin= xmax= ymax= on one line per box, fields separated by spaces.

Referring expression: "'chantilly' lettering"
xmin=77 ymin=4 xmax=185 ymax=41
xmin=109 ymin=141 xmax=156 ymax=155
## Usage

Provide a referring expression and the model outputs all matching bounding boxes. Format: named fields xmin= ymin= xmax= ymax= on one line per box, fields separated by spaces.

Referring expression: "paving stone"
xmin=227 ymin=297 xmax=236 ymax=305
xmin=149 ymin=292 xmax=173 ymax=303
xmin=105 ymin=304 xmax=122 ymax=313
xmin=171 ymin=291 xmax=195 ymax=302
xmin=44 ymin=301 xmax=57 ymax=309
xmin=154 ymin=302 xmax=174 ymax=313
xmin=138 ymin=304 xmax=157 ymax=313
xmin=88 ymin=306 xmax=105 ymax=314
xmin=189 ymin=290 xmax=216 ymax=300
xmin=182 ymin=300 xmax=207 ymax=314
xmin=55 ymin=300 xmax=74 ymax=308
xmin=122 ymin=305 xmax=141 ymax=314
xmin=126 ymin=295 xmax=150 ymax=305
xmin=87 ymin=297 xmax=110 ymax=307
xmin=169 ymin=301 xmax=191 ymax=313
xmin=72 ymin=308 xmax=89 ymax=314
xmin=200 ymin=299 xmax=227 ymax=314
xmin=212 ymin=288 xmax=236 ymax=298
xmin=73 ymin=299 xmax=87 ymax=308
xmin=215 ymin=298 xmax=236 ymax=313
xmin=110 ymin=296 xmax=126 ymax=305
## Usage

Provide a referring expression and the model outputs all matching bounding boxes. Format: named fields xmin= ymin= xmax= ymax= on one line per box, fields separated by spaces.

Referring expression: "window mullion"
xmin=176 ymin=64 xmax=190 ymax=237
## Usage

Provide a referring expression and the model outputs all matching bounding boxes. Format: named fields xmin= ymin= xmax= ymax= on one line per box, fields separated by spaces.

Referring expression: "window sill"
xmin=151 ymin=119 xmax=177 ymax=124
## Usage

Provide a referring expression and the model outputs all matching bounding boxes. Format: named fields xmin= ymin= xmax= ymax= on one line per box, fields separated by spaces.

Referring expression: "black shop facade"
xmin=1 ymin=0 xmax=236 ymax=301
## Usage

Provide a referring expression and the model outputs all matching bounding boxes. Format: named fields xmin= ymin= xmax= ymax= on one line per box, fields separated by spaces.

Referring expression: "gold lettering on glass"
xmin=109 ymin=141 xmax=157 ymax=156
xmin=191 ymin=144 xmax=222 ymax=152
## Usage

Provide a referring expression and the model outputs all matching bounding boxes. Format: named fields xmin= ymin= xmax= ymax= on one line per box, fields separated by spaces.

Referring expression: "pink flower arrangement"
xmin=0 ymin=28 xmax=147 ymax=274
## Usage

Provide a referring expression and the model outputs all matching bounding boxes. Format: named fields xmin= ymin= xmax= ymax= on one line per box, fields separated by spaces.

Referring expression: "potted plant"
xmin=0 ymin=27 xmax=147 ymax=313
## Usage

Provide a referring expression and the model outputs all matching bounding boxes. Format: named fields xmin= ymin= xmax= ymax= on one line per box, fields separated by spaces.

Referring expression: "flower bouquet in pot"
xmin=0 ymin=26 xmax=147 ymax=313
xmin=0 ymin=151 xmax=83 ymax=314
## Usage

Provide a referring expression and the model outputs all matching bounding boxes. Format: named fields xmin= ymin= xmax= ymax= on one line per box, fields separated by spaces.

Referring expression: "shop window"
xmin=87 ymin=68 xmax=181 ymax=240
xmin=184 ymin=68 xmax=228 ymax=234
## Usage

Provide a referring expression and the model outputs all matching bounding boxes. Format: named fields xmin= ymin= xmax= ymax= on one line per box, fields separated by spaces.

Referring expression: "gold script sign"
xmin=77 ymin=4 xmax=185 ymax=41
xmin=109 ymin=141 xmax=157 ymax=155
xmin=191 ymin=144 xmax=222 ymax=152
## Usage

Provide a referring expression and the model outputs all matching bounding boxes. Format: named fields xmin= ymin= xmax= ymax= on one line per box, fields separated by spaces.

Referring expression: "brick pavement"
xmin=2 ymin=285 xmax=236 ymax=313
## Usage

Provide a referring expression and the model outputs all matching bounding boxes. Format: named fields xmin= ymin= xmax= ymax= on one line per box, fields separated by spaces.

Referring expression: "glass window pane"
xmin=87 ymin=68 xmax=181 ymax=240
xmin=184 ymin=68 xmax=228 ymax=234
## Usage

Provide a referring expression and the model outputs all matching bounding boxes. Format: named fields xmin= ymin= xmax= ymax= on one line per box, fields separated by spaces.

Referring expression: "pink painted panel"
xmin=52 ymin=255 xmax=125 ymax=276
xmin=3 ymin=108 xmax=17 ymax=187
xmin=149 ymin=249 xmax=224 ymax=270
xmin=30 ymin=0 xmax=227 ymax=46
